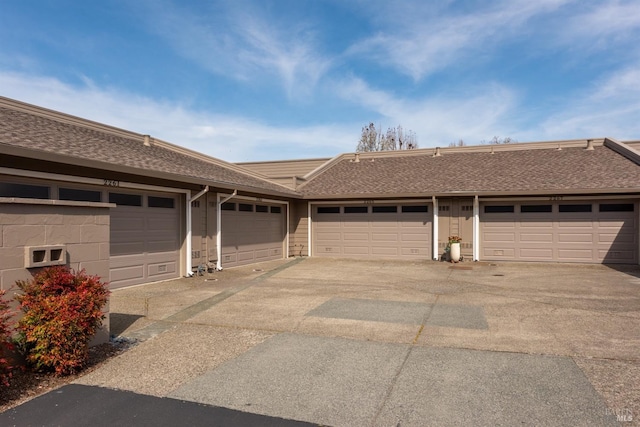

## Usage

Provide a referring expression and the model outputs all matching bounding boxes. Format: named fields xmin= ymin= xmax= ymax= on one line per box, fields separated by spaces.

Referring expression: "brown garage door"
xmin=481 ymin=201 xmax=637 ymax=263
xmin=109 ymin=191 xmax=181 ymax=288
xmin=312 ymin=203 xmax=432 ymax=259
xmin=220 ymin=201 xmax=285 ymax=267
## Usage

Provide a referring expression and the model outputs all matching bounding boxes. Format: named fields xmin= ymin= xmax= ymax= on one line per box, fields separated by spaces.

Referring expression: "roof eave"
xmin=0 ymin=144 xmax=301 ymax=199
xmin=303 ymin=187 xmax=640 ymax=200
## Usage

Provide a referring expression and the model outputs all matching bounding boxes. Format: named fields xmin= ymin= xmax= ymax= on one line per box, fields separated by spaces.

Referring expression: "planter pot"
xmin=449 ymin=242 xmax=461 ymax=262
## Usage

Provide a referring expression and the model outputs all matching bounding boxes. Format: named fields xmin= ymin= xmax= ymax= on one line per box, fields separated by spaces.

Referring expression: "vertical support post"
xmin=432 ymin=196 xmax=439 ymax=260
xmin=473 ymin=195 xmax=480 ymax=261
xmin=216 ymin=190 xmax=237 ymax=270
xmin=308 ymin=202 xmax=313 ymax=257
xmin=186 ymin=192 xmax=192 ymax=276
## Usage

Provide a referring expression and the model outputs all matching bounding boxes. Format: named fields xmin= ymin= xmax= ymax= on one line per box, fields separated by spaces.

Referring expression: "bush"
xmin=15 ymin=267 xmax=109 ymax=376
xmin=0 ymin=289 xmax=15 ymax=387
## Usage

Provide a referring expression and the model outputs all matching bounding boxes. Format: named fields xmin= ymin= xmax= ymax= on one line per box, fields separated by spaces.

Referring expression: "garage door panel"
xmin=109 ymin=264 xmax=144 ymax=283
xmin=112 ymin=217 xmax=145 ymax=231
xmin=343 ymin=245 xmax=370 ymax=255
xmin=371 ymin=233 xmax=398 ymax=242
xmin=400 ymin=233 xmax=427 ymax=242
xmin=519 ymin=233 xmax=553 ymax=243
xmin=519 ymin=248 xmax=554 ymax=259
xmin=372 ymin=247 xmax=399 ymax=256
xmin=317 ymin=246 xmax=340 ymax=255
xmin=110 ymin=241 xmax=145 ymax=256
xmin=313 ymin=203 xmax=431 ymax=260
xmin=483 ymin=248 xmax=515 ymax=259
xmin=109 ymin=193 xmax=180 ymax=288
xmin=221 ymin=202 xmax=285 ymax=267
xmin=482 ymin=201 xmax=637 ymax=263
xmin=598 ymin=232 xmax=635 ymax=243
xmin=558 ymin=233 xmax=593 ymax=243
xmin=401 ymin=247 xmax=429 ymax=257
xmin=221 ymin=252 xmax=237 ymax=264
xmin=344 ymin=232 xmax=370 ymax=241
xmin=484 ymin=232 xmax=516 ymax=242
xmin=557 ymin=248 xmax=594 ymax=261
xmin=147 ymin=261 xmax=177 ymax=277
xmin=343 ymin=221 xmax=368 ymax=228
xmin=316 ymin=233 xmax=341 ymax=243
xmin=600 ymin=249 xmax=635 ymax=262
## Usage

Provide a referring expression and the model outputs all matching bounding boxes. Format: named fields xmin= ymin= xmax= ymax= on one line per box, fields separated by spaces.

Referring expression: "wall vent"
xmin=25 ymin=245 xmax=67 ymax=268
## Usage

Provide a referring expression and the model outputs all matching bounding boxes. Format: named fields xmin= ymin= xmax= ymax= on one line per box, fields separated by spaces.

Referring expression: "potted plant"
xmin=448 ymin=236 xmax=462 ymax=263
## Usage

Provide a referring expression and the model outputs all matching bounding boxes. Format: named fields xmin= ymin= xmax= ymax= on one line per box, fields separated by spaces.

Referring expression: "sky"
xmin=1 ymin=0 xmax=639 ymax=162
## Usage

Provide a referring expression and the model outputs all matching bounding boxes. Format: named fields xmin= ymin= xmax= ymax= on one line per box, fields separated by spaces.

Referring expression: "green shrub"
xmin=0 ymin=289 xmax=14 ymax=387
xmin=15 ymin=267 xmax=109 ymax=376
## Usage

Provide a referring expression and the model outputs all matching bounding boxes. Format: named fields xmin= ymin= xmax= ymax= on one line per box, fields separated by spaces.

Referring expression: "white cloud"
xmin=348 ymin=0 xmax=571 ymax=80
xmin=0 ymin=71 xmax=355 ymax=161
xmin=563 ymin=0 xmax=640 ymax=41
xmin=534 ymin=64 xmax=640 ymax=140
xmin=141 ymin=1 xmax=332 ymax=99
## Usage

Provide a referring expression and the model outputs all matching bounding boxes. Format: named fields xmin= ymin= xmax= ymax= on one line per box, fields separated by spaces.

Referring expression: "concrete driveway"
xmin=16 ymin=258 xmax=640 ymax=425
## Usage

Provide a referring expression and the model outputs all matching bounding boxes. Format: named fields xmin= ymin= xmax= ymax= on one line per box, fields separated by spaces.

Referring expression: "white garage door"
xmin=220 ymin=201 xmax=285 ymax=267
xmin=312 ymin=203 xmax=432 ymax=260
xmin=481 ymin=201 xmax=637 ymax=263
xmin=109 ymin=191 xmax=180 ymax=288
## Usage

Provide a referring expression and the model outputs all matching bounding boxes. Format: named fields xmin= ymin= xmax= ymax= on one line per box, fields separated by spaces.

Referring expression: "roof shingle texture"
xmin=301 ymin=147 xmax=640 ymax=197
xmin=0 ymin=107 xmax=297 ymax=196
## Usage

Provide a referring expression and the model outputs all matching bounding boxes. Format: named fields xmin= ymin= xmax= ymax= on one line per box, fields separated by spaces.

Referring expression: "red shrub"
xmin=0 ymin=289 xmax=14 ymax=387
xmin=15 ymin=267 xmax=109 ymax=376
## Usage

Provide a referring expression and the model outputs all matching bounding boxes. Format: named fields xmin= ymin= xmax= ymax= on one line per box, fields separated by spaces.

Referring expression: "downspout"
xmin=473 ymin=195 xmax=479 ymax=261
xmin=308 ymin=202 xmax=312 ymax=257
xmin=216 ymin=190 xmax=237 ymax=271
xmin=432 ymin=196 xmax=439 ymax=260
xmin=186 ymin=186 xmax=209 ymax=277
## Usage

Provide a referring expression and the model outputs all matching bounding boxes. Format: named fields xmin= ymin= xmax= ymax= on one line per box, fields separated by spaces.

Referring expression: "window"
xmin=0 ymin=182 xmax=50 ymax=199
xmin=191 ymin=200 xmax=200 ymax=208
xmin=221 ymin=202 xmax=236 ymax=211
xmin=239 ymin=203 xmax=253 ymax=212
xmin=256 ymin=205 xmax=269 ymax=213
xmin=149 ymin=196 xmax=175 ymax=208
xmin=439 ymin=205 xmax=450 ymax=212
xmin=59 ymin=188 xmax=101 ymax=202
xmin=559 ymin=204 xmax=592 ymax=213
xmin=270 ymin=206 xmax=282 ymax=214
xmin=599 ymin=203 xmax=634 ymax=212
xmin=372 ymin=206 xmax=397 ymax=213
xmin=521 ymin=205 xmax=552 ymax=213
xmin=317 ymin=206 xmax=339 ymax=214
xmin=344 ymin=206 xmax=368 ymax=214
xmin=109 ymin=192 xmax=142 ymax=206
xmin=484 ymin=205 xmax=514 ymax=213
xmin=402 ymin=205 xmax=429 ymax=213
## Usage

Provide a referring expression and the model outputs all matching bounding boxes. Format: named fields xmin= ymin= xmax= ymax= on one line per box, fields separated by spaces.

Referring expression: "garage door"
xmin=312 ymin=203 xmax=432 ymax=259
xmin=481 ymin=201 xmax=637 ymax=263
xmin=109 ymin=191 xmax=180 ymax=288
xmin=221 ymin=201 xmax=285 ymax=267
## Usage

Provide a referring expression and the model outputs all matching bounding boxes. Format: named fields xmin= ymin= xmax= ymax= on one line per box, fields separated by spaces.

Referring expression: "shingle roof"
xmin=0 ymin=99 xmax=298 ymax=197
xmin=300 ymin=142 xmax=640 ymax=198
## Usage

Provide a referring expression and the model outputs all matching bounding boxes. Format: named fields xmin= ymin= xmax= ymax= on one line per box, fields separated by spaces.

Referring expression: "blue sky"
xmin=1 ymin=0 xmax=639 ymax=161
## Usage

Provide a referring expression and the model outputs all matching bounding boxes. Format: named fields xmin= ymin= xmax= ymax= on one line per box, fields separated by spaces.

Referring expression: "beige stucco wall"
xmin=0 ymin=198 xmax=112 ymax=343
